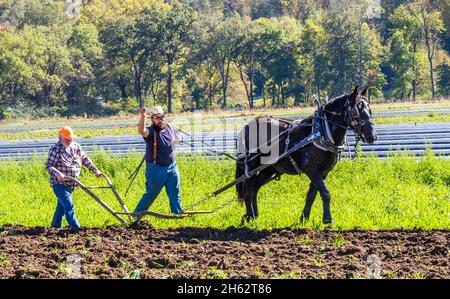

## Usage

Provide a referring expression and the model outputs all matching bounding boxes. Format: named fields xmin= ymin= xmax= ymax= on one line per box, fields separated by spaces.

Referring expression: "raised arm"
xmin=173 ymin=127 xmax=183 ymax=145
xmin=138 ymin=107 xmax=150 ymax=138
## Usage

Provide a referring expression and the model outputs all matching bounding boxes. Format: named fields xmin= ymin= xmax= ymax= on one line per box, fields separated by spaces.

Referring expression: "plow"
xmin=65 ymin=174 xmax=214 ymax=225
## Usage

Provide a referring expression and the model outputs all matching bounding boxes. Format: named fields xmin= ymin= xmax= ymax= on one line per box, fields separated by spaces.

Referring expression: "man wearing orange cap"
xmin=45 ymin=127 xmax=102 ymax=229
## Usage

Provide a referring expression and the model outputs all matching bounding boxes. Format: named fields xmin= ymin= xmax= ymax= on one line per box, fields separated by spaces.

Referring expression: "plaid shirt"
xmin=46 ymin=141 xmax=99 ymax=190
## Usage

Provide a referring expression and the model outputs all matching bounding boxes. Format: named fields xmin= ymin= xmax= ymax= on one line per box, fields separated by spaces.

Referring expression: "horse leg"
xmin=300 ymin=182 xmax=318 ymax=223
xmin=306 ymin=171 xmax=333 ymax=225
xmin=241 ymin=168 xmax=277 ymax=224
xmin=301 ymin=172 xmax=329 ymax=223
xmin=251 ymin=167 xmax=277 ymax=219
xmin=241 ymin=176 xmax=257 ymax=224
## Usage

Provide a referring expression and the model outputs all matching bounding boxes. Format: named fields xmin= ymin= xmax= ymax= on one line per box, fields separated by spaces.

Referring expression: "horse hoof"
xmin=241 ymin=214 xmax=256 ymax=224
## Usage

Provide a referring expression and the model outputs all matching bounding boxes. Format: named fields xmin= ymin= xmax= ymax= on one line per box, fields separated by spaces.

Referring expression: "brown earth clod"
xmin=0 ymin=224 xmax=448 ymax=279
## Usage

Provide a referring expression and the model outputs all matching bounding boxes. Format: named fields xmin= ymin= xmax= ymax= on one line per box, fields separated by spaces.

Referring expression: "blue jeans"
xmin=134 ymin=162 xmax=183 ymax=214
xmin=51 ymin=184 xmax=80 ymax=229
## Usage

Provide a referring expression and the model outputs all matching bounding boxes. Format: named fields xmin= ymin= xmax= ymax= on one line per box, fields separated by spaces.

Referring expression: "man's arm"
xmin=173 ymin=127 xmax=183 ymax=145
xmin=138 ymin=107 xmax=150 ymax=138
xmin=46 ymin=146 xmax=65 ymax=182
xmin=79 ymin=146 xmax=102 ymax=177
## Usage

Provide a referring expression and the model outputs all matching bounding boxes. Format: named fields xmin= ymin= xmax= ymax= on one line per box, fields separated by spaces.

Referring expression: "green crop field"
xmin=0 ymin=150 xmax=449 ymax=230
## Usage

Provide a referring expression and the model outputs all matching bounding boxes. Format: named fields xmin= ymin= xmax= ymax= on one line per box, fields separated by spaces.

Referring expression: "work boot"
xmin=69 ymin=226 xmax=82 ymax=233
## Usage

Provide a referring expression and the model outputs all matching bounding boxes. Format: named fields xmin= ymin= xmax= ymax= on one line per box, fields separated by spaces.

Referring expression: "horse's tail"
xmin=235 ymin=158 xmax=246 ymax=203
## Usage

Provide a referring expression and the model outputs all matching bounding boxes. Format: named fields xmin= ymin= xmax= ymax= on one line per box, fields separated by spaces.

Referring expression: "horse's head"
xmin=344 ymin=86 xmax=377 ymax=144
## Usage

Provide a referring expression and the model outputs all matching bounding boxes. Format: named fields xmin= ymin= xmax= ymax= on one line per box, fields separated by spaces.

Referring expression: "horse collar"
xmin=313 ymin=107 xmax=345 ymax=153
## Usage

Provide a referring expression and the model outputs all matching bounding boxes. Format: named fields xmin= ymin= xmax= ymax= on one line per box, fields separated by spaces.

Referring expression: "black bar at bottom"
xmin=0 ymin=279 xmax=447 ymax=297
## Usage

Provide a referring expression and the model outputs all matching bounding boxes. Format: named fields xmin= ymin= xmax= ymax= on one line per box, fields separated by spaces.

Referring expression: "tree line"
xmin=0 ymin=0 xmax=448 ymax=119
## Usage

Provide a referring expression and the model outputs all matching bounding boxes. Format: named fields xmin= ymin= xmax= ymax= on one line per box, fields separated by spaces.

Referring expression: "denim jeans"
xmin=51 ymin=184 xmax=80 ymax=229
xmin=134 ymin=162 xmax=183 ymax=214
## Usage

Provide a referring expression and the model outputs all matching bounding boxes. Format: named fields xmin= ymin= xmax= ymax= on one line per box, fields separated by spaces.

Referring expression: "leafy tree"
xmin=407 ymin=0 xmax=445 ymax=98
xmin=30 ymin=25 xmax=74 ymax=108
xmin=390 ymin=4 xmax=423 ymax=100
xmin=0 ymin=30 xmax=32 ymax=108
xmin=0 ymin=0 xmax=68 ymax=29
xmin=68 ymin=22 xmax=101 ymax=56
xmin=324 ymin=18 xmax=359 ymax=97
xmin=157 ymin=2 xmax=197 ymax=113
xmin=199 ymin=13 xmax=244 ymax=108
xmin=99 ymin=4 xmax=167 ymax=108
xmin=223 ymin=0 xmax=239 ymax=16
xmin=80 ymin=0 xmax=164 ymax=28
xmin=249 ymin=0 xmax=283 ymax=19
xmin=435 ymin=0 xmax=449 ymax=53
xmin=386 ymin=30 xmax=415 ymax=100
xmin=437 ymin=63 xmax=450 ymax=98
xmin=0 ymin=0 xmax=450 ymax=117
xmin=254 ymin=17 xmax=302 ymax=107
xmin=66 ymin=22 xmax=104 ymax=114
xmin=234 ymin=17 xmax=258 ymax=108
xmin=301 ymin=18 xmax=330 ymax=101
xmin=359 ymin=22 xmax=386 ymax=99
xmin=185 ymin=18 xmax=223 ymax=111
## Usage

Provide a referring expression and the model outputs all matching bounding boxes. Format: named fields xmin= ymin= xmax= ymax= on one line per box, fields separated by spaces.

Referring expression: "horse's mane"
xmin=300 ymin=93 xmax=348 ymax=125
xmin=324 ymin=93 xmax=348 ymax=111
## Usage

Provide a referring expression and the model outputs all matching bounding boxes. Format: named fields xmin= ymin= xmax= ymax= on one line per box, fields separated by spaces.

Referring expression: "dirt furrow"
xmin=0 ymin=224 xmax=448 ymax=279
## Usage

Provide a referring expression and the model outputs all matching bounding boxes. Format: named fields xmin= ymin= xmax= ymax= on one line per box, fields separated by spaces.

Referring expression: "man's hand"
xmin=95 ymin=171 xmax=103 ymax=179
xmin=138 ymin=107 xmax=149 ymax=137
xmin=139 ymin=107 xmax=147 ymax=118
xmin=56 ymin=173 xmax=66 ymax=183
xmin=174 ymin=135 xmax=183 ymax=145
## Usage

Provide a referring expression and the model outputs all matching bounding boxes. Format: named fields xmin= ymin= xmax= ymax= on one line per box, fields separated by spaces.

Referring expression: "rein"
xmin=318 ymin=96 xmax=372 ymax=154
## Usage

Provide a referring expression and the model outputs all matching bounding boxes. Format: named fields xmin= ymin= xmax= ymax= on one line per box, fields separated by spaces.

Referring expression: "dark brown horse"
xmin=235 ymin=86 xmax=377 ymax=225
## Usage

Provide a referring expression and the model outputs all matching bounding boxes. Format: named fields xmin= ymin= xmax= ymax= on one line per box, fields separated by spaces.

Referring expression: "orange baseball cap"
xmin=58 ymin=127 xmax=76 ymax=140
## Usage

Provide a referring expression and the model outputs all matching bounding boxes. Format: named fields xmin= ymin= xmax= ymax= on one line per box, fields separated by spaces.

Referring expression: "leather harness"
xmin=241 ymin=98 xmax=369 ymax=176
xmin=312 ymin=107 xmax=346 ymax=153
xmin=153 ymin=128 xmax=157 ymax=163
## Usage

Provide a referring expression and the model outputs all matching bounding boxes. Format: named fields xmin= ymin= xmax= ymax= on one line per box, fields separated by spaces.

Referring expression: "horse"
xmin=235 ymin=86 xmax=377 ymax=225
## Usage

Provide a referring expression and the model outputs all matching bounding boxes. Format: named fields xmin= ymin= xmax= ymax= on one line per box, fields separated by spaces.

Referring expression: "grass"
xmin=0 ymin=150 xmax=449 ymax=230
xmin=124 ymin=269 xmax=142 ymax=279
xmin=0 ymin=255 xmax=10 ymax=267
xmin=0 ymin=127 xmax=136 ymax=141
xmin=1 ymin=114 xmax=450 ymax=141
xmin=373 ymin=114 xmax=450 ymax=125
xmin=329 ymin=234 xmax=346 ymax=247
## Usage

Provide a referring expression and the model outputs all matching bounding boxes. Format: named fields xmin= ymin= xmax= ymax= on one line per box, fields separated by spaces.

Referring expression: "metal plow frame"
xmin=65 ymin=174 xmax=213 ymax=225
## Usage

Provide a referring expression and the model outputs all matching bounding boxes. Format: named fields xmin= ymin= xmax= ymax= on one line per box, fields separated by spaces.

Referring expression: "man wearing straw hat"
xmin=46 ymin=127 xmax=103 ymax=229
xmin=134 ymin=106 xmax=184 ymax=216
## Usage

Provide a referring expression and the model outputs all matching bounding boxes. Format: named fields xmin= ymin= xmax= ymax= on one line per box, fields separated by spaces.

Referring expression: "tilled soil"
xmin=0 ymin=223 xmax=448 ymax=279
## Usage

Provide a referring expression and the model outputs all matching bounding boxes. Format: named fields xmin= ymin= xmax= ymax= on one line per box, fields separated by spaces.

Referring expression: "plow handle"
xmin=64 ymin=176 xmax=128 ymax=225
